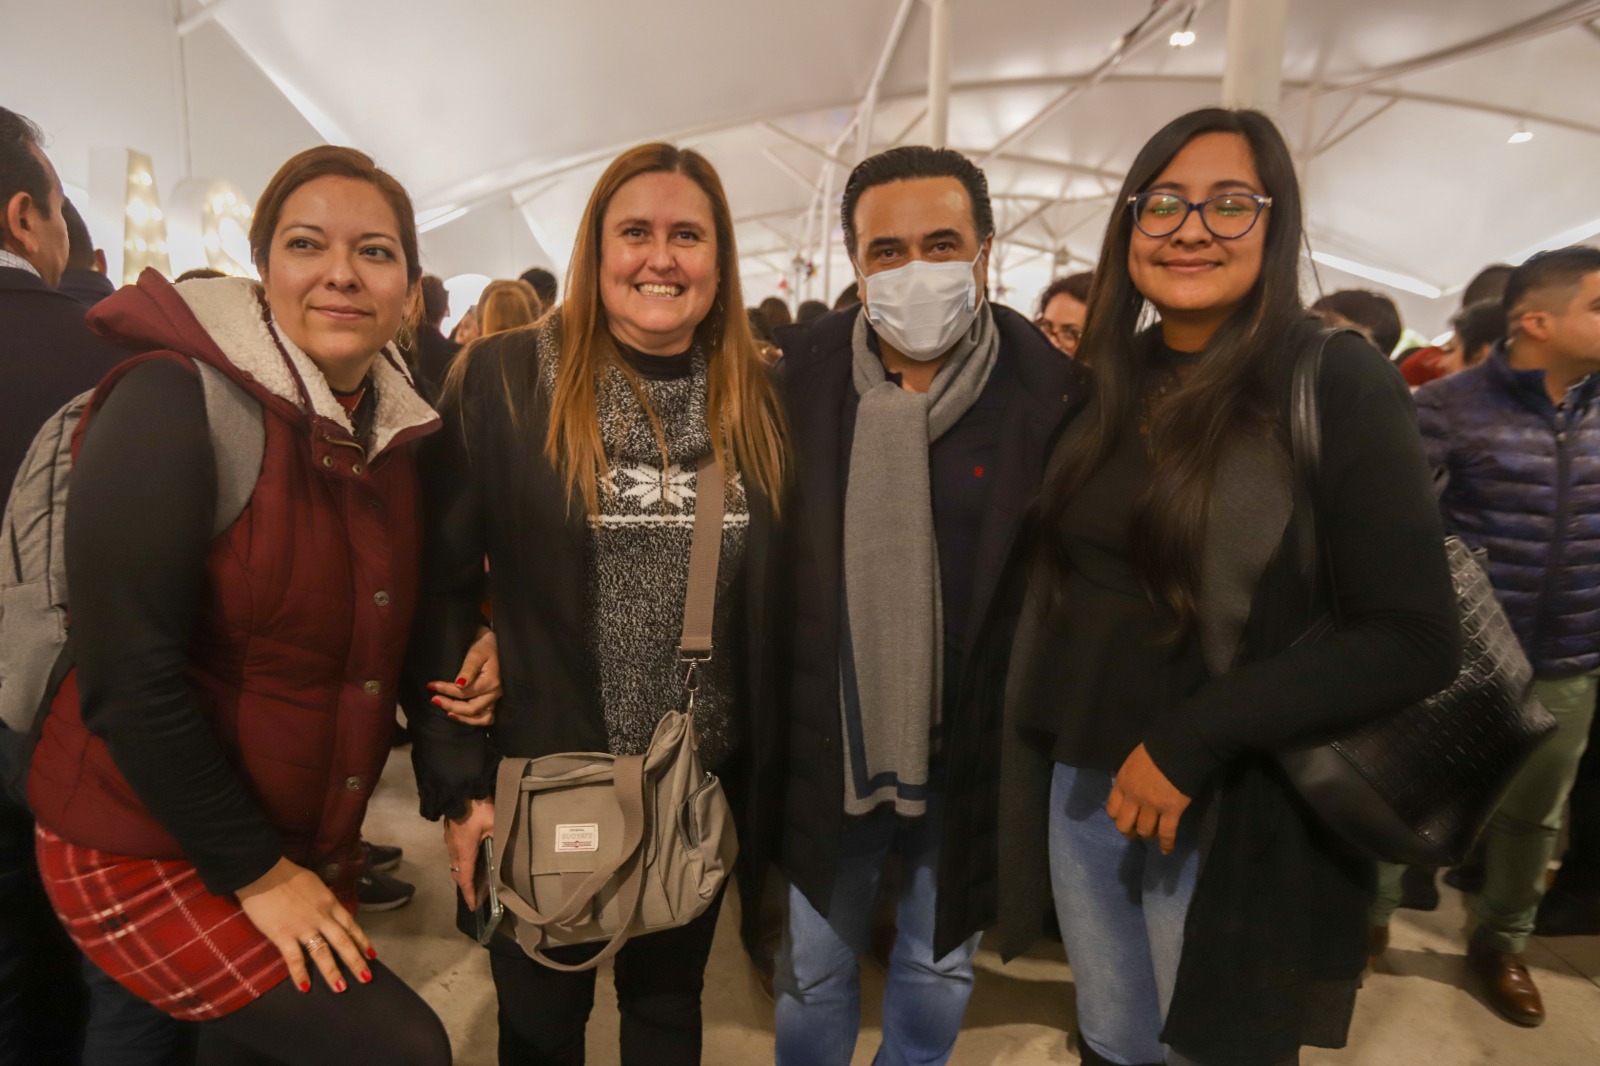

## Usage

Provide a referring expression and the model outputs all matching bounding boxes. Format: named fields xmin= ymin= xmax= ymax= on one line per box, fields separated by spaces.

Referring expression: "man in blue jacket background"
xmin=1413 ymin=245 xmax=1600 ymax=1028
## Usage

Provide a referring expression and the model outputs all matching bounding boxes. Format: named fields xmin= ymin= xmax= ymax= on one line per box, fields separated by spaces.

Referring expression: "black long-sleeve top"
xmin=66 ymin=359 xmax=281 ymax=894
xmin=1018 ymin=330 xmax=1458 ymax=793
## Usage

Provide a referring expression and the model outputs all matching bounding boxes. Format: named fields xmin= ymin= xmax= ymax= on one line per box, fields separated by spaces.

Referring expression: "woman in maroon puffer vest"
xmin=28 ymin=147 xmax=491 ymax=1064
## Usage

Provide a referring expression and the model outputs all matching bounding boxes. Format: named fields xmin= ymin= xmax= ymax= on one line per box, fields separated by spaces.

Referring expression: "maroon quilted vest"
xmin=29 ymin=273 xmax=437 ymax=895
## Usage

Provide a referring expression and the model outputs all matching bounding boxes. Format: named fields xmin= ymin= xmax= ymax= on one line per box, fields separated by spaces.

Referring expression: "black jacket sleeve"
xmin=403 ymin=344 xmax=500 ymax=822
xmin=1142 ymin=336 xmax=1462 ymax=795
xmin=66 ymin=357 xmax=282 ymax=894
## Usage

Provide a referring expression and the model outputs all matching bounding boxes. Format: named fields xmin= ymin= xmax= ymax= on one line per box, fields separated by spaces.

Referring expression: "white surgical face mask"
xmin=862 ymin=256 xmax=981 ymax=362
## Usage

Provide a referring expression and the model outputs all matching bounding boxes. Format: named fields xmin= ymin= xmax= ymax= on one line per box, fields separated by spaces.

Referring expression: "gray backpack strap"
xmin=192 ymin=360 xmax=265 ymax=536
xmin=0 ymin=391 xmax=89 ymax=739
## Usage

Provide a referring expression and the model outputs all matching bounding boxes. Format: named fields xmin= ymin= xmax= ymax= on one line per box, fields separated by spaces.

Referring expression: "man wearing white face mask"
xmin=762 ymin=147 xmax=1088 ymax=1065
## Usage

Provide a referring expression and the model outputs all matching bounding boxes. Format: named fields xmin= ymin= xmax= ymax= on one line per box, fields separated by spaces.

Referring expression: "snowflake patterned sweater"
xmin=541 ymin=340 xmax=748 ymax=770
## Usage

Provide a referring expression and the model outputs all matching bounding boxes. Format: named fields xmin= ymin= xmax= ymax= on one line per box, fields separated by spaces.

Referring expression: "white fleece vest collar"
xmin=172 ymin=276 xmax=438 ymax=457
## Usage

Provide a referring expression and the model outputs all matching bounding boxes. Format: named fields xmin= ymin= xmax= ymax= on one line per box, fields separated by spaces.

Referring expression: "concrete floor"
xmin=361 ymin=746 xmax=1600 ymax=1065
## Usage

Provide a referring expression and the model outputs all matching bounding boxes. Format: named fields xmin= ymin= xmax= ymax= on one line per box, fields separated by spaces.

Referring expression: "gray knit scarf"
xmin=841 ymin=303 xmax=1000 ymax=818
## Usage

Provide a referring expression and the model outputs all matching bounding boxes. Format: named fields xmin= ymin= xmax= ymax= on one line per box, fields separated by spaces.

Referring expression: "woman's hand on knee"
xmin=237 ymin=857 xmax=375 ymax=994
xmin=445 ymin=798 xmax=496 ymax=908
xmin=1107 ymin=744 xmax=1191 ymax=854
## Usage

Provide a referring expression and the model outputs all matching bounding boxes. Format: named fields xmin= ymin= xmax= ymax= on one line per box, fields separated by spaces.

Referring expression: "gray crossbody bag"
xmin=489 ymin=452 xmax=739 ymax=971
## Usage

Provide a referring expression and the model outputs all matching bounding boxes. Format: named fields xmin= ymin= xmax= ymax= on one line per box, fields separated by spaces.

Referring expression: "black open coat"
xmin=766 ymin=304 xmax=1086 ymax=958
xmin=402 ymin=326 xmax=781 ymax=845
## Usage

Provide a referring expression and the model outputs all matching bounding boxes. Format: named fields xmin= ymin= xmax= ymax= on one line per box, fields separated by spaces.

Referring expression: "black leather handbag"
xmin=1276 ymin=333 xmax=1557 ymax=866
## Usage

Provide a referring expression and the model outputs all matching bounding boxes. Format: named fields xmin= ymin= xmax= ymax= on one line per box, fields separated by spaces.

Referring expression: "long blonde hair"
xmin=477 ymin=279 xmax=542 ymax=336
xmin=546 ymin=143 xmax=786 ymax=515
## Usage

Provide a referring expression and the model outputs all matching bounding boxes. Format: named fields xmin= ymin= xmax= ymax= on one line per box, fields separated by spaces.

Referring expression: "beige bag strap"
xmin=679 ymin=452 xmax=724 ymax=670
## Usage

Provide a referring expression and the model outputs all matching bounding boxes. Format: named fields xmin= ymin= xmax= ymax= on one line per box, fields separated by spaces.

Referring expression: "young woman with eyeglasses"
xmin=997 ymin=109 xmax=1460 ymax=1065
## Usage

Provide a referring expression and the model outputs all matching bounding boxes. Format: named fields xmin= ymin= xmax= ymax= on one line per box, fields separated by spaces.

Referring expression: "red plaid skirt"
xmin=35 ymin=825 xmax=292 ymax=1021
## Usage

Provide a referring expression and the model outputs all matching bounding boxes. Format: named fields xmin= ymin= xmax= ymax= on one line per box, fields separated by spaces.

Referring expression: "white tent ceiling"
xmin=12 ymin=0 xmax=1600 ymax=336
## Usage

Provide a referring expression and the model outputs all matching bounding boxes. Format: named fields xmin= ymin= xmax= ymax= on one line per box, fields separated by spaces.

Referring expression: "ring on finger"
xmin=303 ymin=934 xmax=329 ymax=955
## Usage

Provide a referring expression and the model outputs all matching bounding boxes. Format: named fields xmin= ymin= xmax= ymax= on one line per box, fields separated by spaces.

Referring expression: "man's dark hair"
xmin=758 ymin=296 xmax=791 ymax=328
xmin=0 ymin=107 xmax=52 ymax=243
xmin=1451 ymin=299 xmax=1507 ymax=360
xmin=420 ymin=274 xmax=449 ymax=326
xmin=62 ymin=198 xmax=95 ymax=270
xmin=1311 ymin=289 xmax=1402 ymax=356
xmin=1462 ymin=263 xmax=1513 ymax=309
xmin=834 ymin=280 xmax=860 ymax=309
xmin=840 ymin=146 xmax=994 ymax=260
xmin=1504 ymin=246 xmax=1600 ymax=320
xmin=519 ymin=266 xmax=558 ymax=308
xmin=796 ymin=299 xmax=829 ymax=324
xmin=1036 ymin=271 xmax=1093 ymax=318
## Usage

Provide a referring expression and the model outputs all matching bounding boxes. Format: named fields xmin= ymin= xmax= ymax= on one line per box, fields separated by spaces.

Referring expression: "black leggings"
xmin=489 ymin=889 xmax=724 ymax=1066
xmin=196 ymin=960 xmax=450 ymax=1066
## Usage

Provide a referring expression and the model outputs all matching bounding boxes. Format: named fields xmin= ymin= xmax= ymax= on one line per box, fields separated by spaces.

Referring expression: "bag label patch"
xmin=554 ymin=824 xmax=600 ymax=853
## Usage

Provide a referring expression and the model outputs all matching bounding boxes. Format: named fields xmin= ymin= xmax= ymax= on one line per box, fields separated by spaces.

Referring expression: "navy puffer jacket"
xmin=1416 ymin=344 xmax=1600 ymax=676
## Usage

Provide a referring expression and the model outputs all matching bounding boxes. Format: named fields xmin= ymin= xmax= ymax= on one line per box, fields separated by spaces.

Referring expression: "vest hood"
xmin=88 ymin=268 xmax=438 ymax=457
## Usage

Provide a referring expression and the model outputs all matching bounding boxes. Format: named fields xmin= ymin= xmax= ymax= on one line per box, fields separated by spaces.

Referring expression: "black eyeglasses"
xmin=1126 ymin=192 xmax=1272 ymax=240
xmin=1038 ymin=321 xmax=1082 ymax=347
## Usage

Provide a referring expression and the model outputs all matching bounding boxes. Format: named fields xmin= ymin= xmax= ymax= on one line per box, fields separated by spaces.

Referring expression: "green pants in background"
xmin=1371 ymin=671 xmax=1597 ymax=948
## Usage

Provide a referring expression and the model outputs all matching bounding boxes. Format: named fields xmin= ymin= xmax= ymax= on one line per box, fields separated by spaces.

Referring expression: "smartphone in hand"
xmin=473 ymin=836 xmax=504 ymax=945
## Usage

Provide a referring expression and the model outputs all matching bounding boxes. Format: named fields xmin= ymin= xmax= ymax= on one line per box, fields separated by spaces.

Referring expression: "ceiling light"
xmin=1508 ymin=121 xmax=1533 ymax=145
xmin=1169 ymin=4 xmax=1198 ymax=47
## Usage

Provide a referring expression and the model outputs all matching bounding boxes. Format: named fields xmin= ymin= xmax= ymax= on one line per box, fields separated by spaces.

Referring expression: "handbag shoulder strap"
xmin=679 ymin=452 xmax=725 ymax=684
xmin=1289 ymin=329 xmax=1349 ymax=621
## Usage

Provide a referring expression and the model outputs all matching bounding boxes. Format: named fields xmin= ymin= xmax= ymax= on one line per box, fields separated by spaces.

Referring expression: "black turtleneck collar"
xmin=614 ymin=338 xmax=695 ymax=381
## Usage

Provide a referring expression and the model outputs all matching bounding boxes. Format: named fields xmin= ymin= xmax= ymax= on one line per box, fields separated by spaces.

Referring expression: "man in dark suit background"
xmin=411 ymin=273 xmax=460 ymax=402
xmin=56 ymin=198 xmax=114 ymax=309
xmin=0 ymin=105 xmax=174 ymax=1066
xmin=0 ymin=111 xmax=127 ymax=498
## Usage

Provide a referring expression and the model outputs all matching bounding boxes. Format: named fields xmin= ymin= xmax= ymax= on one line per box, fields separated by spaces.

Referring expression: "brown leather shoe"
xmin=1467 ymin=932 xmax=1545 ymax=1027
xmin=1367 ymin=924 xmax=1390 ymax=966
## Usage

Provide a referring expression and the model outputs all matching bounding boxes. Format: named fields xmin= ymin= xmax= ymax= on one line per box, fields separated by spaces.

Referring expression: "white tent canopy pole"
xmin=1222 ymin=0 xmax=1288 ymax=115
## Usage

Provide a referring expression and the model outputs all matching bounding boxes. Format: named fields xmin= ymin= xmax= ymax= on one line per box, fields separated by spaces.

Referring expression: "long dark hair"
xmin=1040 ymin=108 xmax=1310 ymax=637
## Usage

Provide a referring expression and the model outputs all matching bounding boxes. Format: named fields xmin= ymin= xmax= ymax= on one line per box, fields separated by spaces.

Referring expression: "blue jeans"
xmin=1049 ymin=764 xmax=1201 ymax=1066
xmin=774 ymin=805 xmax=981 ymax=1066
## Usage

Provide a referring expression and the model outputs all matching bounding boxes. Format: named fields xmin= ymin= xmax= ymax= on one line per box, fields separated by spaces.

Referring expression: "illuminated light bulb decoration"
xmin=169 ymin=178 xmax=257 ymax=278
xmin=1169 ymin=3 xmax=1198 ymax=47
xmin=117 ymin=151 xmax=172 ymax=284
xmin=1508 ymin=120 xmax=1533 ymax=145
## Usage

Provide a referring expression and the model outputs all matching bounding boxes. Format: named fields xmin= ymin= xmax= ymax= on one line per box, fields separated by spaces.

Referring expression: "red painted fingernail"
xmin=448 ymin=713 xmax=461 ymax=721
xmin=360 ymin=969 xmax=372 ymax=983
xmin=335 ymin=978 xmax=347 ymax=993
xmin=432 ymin=697 xmax=443 ymax=706
xmin=299 ymin=980 xmax=310 ymax=993
xmin=456 ymin=677 xmax=467 ymax=686
xmin=367 ymin=946 xmax=378 ymax=959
